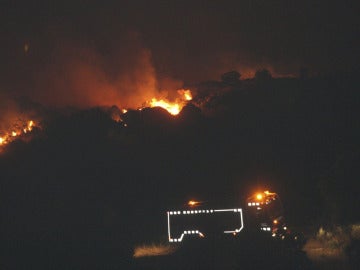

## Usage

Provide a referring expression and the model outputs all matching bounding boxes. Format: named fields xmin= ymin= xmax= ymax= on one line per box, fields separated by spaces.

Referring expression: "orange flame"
xmin=0 ymin=120 xmax=38 ymax=148
xmin=147 ymin=89 xmax=192 ymax=115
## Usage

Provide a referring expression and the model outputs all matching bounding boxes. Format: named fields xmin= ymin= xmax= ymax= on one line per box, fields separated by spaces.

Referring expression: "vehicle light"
xmin=188 ymin=200 xmax=199 ymax=207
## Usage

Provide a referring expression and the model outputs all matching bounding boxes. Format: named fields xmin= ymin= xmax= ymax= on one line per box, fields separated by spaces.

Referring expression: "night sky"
xmin=1 ymin=0 xmax=359 ymax=106
xmin=0 ymin=1 xmax=359 ymax=269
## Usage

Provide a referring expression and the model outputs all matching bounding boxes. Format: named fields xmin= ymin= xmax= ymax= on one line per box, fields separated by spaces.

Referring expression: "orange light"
xmin=178 ymin=89 xmax=192 ymax=101
xmin=256 ymin=193 xmax=263 ymax=200
xmin=273 ymin=219 xmax=278 ymax=224
xmin=188 ymin=200 xmax=199 ymax=207
xmin=0 ymin=119 xmax=38 ymax=149
xmin=146 ymin=89 xmax=192 ymax=116
xmin=150 ymin=98 xmax=181 ymax=115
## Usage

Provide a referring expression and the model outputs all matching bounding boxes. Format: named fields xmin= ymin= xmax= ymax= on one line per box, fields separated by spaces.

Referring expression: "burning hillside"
xmin=0 ymin=88 xmax=193 ymax=149
xmin=0 ymin=119 xmax=40 ymax=150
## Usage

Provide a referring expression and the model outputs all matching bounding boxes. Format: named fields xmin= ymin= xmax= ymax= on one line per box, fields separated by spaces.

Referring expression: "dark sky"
xmin=1 ymin=0 xmax=358 ymax=107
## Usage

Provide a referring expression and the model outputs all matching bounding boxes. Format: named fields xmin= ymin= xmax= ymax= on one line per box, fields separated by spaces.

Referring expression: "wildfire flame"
xmin=1 ymin=89 xmax=192 ymax=148
xmin=0 ymin=120 xmax=38 ymax=148
xmin=147 ymin=89 xmax=192 ymax=116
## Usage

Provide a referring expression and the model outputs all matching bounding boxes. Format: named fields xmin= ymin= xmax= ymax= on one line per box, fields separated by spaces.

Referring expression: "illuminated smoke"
xmin=1 ymin=31 xmax=195 ymax=147
xmin=12 ymin=31 xmax=190 ymax=111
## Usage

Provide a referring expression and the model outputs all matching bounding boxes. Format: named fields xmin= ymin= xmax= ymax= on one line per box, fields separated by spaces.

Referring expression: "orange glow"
xmin=178 ymin=89 xmax=192 ymax=101
xmin=0 ymin=120 xmax=39 ymax=148
xmin=273 ymin=219 xmax=278 ymax=224
xmin=24 ymin=43 xmax=29 ymax=53
xmin=133 ymin=243 xmax=177 ymax=258
xmin=150 ymin=98 xmax=181 ymax=115
xmin=256 ymin=193 xmax=263 ymax=200
xmin=146 ymin=89 xmax=192 ymax=116
xmin=188 ymin=200 xmax=200 ymax=207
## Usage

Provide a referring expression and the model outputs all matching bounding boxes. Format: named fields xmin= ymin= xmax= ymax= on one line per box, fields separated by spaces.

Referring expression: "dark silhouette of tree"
xmin=299 ymin=67 xmax=309 ymax=80
xmin=221 ymin=70 xmax=241 ymax=86
xmin=255 ymin=69 xmax=272 ymax=82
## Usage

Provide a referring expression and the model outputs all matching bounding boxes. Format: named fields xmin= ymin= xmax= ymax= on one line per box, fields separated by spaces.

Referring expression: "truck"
xmin=166 ymin=190 xmax=292 ymax=242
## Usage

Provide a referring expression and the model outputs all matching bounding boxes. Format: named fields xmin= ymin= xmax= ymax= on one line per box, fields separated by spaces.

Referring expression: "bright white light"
xmin=167 ymin=208 xmax=244 ymax=242
xmin=167 ymin=211 xmax=171 ymax=241
xmin=214 ymin=209 xmax=236 ymax=212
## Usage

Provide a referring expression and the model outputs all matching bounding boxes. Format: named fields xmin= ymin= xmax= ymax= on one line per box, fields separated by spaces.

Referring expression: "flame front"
xmin=148 ymin=89 xmax=192 ymax=116
xmin=0 ymin=120 xmax=38 ymax=148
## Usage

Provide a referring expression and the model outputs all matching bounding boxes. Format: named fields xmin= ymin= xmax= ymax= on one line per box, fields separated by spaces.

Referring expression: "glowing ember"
xmin=147 ymin=89 xmax=192 ymax=116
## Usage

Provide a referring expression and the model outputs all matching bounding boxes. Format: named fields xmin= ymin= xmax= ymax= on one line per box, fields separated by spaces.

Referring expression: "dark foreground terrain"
xmin=134 ymin=235 xmax=312 ymax=270
xmin=1 ymin=75 xmax=359 ymax=270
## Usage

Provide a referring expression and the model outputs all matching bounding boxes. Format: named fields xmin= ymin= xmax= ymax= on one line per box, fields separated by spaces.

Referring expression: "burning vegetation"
xmin=146 ymin=89 xmax=192 ymax=116
xmin=0 ymin=89 xmax=192 ymax=149
xmin=0 ymin=119 xmax=39 ymax=149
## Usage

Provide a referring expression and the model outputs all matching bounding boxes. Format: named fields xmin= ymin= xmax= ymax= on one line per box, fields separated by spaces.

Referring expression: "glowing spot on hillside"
xmin=133 ymin=243 xmax=177 ymax=258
